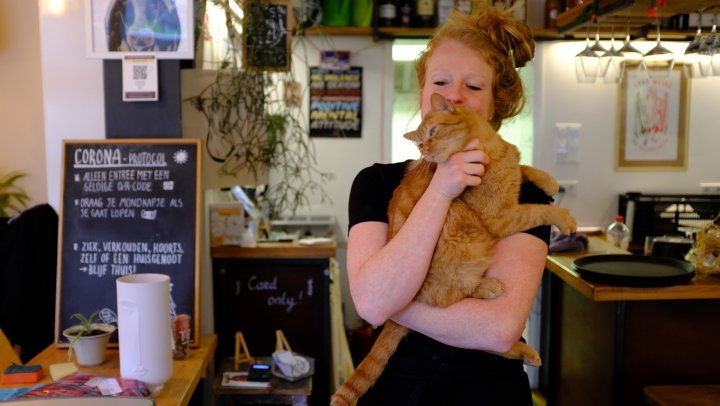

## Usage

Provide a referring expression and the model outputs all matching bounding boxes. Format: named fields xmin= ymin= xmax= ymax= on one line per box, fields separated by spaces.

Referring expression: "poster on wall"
xmin=616 ymin=67 xmax=689 ymax=171
xmin=85 ymin=0 xmax=194 ymax=59
xmin=309 ymin=67 xmax=362 ymax=138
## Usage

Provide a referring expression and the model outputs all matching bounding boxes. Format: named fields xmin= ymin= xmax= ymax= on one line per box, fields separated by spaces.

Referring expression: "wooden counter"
xmin=211 ymin=242 xmax=336 ymax=259
xmin=541 ymin=240 xmax=720 ymax=406
xmin=0 ymin=333 xmax=217 ymax=406
xmin=546 ymin=236 xmax=720 ymax=301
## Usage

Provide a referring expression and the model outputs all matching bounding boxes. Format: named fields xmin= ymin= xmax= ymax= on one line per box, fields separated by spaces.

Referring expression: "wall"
xmin=0 ymin=0 xmax=47 ymax=207
xmin=534 ymin=40 xmax=720 ymax=229
xmin=20 ymin=1 xmax=720 ymax=335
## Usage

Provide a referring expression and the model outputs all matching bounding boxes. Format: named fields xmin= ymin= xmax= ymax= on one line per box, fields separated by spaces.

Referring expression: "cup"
xmin=644 ymin=236 xmax=656 ymax=255
xmin=172 ymin=314 xmax=191 ymax=360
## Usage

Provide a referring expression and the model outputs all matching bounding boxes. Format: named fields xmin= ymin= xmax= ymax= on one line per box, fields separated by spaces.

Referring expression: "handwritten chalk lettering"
xmin=113 ymin=252 xmax=130 ymax=264
xmin=111 ymin=264 xmax=136 ymax=276
xmin=74 ymin=148 xmax=122 ymax=166
xmin=153 ymin=170 xmax=170 ymax=180
xmin=132 ymin=253 xmax=183 ymax=265
xmin=247 ymin=275 xmax=278 ymax=291
xmin=100 ymin=253 xmax=110 ymax=262
xmin=267 ymin=290 xmax=303 ymax=313
xmin=83 ymin=171 xmax=107 ymax=181
xmin=169 ymin=198 xmax=183 ymax=208
xmin=84 ymin=181 xmax=114 ymax=192
xmin=80 ymin=198 xmax=104 ymax=208
xmin=81 ymin=241 xmax=99 ymax=252
xmin=128 ymin=152 xmax=166 ymax=166
xmin=108 ymin=169 xmax=135 ymax=181
xmin=85 ymin=264 xmax=108 ymax=277
xmin=110 ymin=208 xmax=135 ymax=218
xmin=153 ymin=242 xmax=184 ymax=254
xmin=80 ymin=253 xmax=97 ymax=263
xmin=102 ymin=241 xmax=150 ymax=253
xmin=119 ymin=197 xmax=166 ymax=208
xmin=116 ymin=181 xmax=152 ymax=192
xmin=91 ymin=208 xmax=108 ymax=218
xmin=106 ymin=197 xmax=116 ymax=207
xmin=136 ymin=170 xmax=152 ymax=180
xmin=80 ymin=209 xmax=89 ymax=218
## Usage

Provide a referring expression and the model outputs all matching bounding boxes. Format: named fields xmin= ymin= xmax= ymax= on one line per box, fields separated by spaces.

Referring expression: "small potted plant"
xmin=62 ymin=311 xmax=116 ymax=366
xmin=0 ymin=170 xmax=29 ymax=218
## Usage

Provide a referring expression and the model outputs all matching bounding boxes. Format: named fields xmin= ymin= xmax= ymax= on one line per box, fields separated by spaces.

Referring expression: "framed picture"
xmin=616 ymin=66 xmax=690 ymax=170
xmin=243 ymin=0 xmax=292 ymax=71
xmin=85 ymin=0 xmax=194 ymax=59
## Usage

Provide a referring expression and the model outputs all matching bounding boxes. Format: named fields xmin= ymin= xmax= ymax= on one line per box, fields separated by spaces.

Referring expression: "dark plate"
xmin=572 ymin=254 xmax=695 ymax=287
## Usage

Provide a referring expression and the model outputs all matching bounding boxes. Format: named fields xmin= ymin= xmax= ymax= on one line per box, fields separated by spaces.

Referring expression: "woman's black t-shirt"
xmin=347 ymin=161 xmax=552 ymax=406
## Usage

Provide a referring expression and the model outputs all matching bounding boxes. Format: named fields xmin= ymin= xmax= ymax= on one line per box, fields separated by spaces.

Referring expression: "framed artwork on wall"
xmin=85 ymin=0 xmax=194 ymax=59
xmin=616 ymin=66 xmax=689 ymax=171
xmin=242 ymin=0 xmax=293 ymax=72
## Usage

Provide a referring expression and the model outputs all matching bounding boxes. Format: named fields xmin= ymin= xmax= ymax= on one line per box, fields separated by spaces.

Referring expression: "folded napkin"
xmin=549 ymin=232 xmax=589 ymax=253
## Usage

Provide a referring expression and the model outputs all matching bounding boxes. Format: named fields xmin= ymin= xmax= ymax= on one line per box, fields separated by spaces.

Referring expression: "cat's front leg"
xmin=472 ymin=277 xmax=503 ymax=299
xmin=520 ymin=165 xmax=559 ymax=197
xmin=502 ymin=341 xmax=542 ymax=367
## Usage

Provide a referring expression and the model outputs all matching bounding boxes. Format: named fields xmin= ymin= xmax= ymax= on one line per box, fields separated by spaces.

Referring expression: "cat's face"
xmin=405 ymin=93 xmax=488 ymax=163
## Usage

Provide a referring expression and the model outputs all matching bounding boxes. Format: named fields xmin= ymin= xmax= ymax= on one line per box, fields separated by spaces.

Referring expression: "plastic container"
xmin=607 ymin=215 xmax=631 ymax=250
xmin=322 ymin=0 xmax=351 ymax=27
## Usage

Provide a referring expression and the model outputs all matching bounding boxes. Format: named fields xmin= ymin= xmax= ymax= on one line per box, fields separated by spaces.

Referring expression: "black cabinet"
xmin=212 ymin=244 xmax=335 ymax=404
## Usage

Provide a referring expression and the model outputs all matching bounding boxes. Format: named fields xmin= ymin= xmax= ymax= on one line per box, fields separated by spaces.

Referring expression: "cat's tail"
xmin=329 ymin=321 xmax=410 ymax=406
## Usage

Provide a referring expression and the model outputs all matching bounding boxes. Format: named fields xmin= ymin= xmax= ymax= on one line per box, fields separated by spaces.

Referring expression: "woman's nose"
xmin=443 ymin=85 xmax=464 ymax=105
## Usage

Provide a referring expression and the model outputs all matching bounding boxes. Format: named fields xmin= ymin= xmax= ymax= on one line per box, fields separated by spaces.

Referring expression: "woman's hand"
xmin=428 ymin=139 xmax=488 ymax=200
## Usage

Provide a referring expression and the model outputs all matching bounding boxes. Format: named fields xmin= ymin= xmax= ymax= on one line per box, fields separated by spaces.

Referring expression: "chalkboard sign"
xmin=55 ymin=139 xmax=201 ymax=347
xmin=309 ymin=67 xmax=362 ymax=137
xmin=243 ymin=0 xmax=291 ymax=71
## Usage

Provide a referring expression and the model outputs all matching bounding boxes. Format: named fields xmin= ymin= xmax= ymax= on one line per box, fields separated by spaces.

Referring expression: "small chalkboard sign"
xmin=243 ymin=0 xmax=292 ymax=71
xmin=55 ymin=139 xmax=201 ymax=347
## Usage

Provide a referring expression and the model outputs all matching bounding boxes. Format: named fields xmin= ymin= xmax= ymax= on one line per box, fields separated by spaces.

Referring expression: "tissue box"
xmin=210 ymin=203 xmax=245 ymax=247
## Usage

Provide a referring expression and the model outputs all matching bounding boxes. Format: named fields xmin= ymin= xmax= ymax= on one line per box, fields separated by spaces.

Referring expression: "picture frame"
xmin=616 ymin=66 xmax=690 ymax=171
xmin=85 ymin=0 xmax=194 ymax=59
xmin=243 ymin=0 xmax=293 ymax=72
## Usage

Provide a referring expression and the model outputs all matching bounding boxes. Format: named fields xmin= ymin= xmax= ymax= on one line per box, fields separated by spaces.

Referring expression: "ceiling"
xmin=557 ymin=0 xmax=720 ymax=40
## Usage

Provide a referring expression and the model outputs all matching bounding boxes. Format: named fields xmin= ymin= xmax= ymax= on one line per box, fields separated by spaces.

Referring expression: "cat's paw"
xmin=523 ymin=352 xmax=542 ymax=367
xmin=539 ymin=177 xmax=560 ymax=197
xmin=556 ymin=209 xmax=577 ymax=235
xmin=474 ymin=278 xmax=504 ymax=299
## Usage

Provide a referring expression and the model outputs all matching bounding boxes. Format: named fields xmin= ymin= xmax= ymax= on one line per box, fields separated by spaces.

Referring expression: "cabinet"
xmin=211 ymin=243 xmax=336 ymax=404
xmin=540 ymin=237 xmax=720 ymax=406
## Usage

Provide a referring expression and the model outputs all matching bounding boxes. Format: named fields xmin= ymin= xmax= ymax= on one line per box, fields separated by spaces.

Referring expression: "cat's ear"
xmin=404 ymin=130 xmax=419 ymax=142
xmin=430 ymin=93 xmax=452 ymax=112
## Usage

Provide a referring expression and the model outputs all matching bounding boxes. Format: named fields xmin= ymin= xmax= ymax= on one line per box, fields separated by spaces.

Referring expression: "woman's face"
xmin=420 ymin=40 xmax=494 ymax=120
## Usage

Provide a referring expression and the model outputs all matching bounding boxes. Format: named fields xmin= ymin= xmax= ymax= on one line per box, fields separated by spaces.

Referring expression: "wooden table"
xmin=1 ymin=333 xmax=217 ymax=406
xmin=541 ymin=237 xmax=720 ymax=406
xmin=213 ymin=357 xmax=311 ymax=406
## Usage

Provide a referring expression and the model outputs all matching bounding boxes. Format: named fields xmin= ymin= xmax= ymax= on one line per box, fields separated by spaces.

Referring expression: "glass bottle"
xmin=379 ymin=0 xmax=397 ymax=27
xmin=416 ymin=0 xmax=435 ymax=27
xmin=606 ymin=215 xmax=631 ymax=250
xmin=398 ymin=0 xmax=414 ymax=27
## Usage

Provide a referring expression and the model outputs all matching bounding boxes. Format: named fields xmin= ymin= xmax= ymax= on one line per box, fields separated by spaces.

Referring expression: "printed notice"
xmin=309 ymin=67 xmax=362 ymax=138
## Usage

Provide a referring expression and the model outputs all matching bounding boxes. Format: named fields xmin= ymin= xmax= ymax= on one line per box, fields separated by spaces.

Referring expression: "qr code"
xmin=133 ymin=65 xmax=148 ymax=80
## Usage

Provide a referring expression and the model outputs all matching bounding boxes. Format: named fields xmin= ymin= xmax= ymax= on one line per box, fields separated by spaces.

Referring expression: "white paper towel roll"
xmin=116 ymin=273 xmax=173 ymax=386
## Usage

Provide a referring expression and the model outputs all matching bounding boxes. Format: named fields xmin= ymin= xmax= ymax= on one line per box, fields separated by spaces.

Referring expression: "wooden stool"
xmin=644 ymin=385 xmax=720 ymax=406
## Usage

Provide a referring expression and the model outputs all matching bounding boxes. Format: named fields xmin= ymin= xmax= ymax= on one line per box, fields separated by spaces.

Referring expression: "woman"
xmin=347 ymin=7 xmax=549 ymax=405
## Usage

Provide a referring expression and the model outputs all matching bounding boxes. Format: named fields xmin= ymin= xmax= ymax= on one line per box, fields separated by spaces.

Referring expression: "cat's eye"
xmin=429 ymin=126 xmax=437 ymax=137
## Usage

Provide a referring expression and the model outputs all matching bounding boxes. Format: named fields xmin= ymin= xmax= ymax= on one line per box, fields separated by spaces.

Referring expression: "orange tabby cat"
xmin=330 ymin=94 xmax=576 ymax=406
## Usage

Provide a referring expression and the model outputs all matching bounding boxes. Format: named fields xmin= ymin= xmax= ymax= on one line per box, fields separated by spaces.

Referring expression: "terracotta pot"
xmin=62 ymin=323 xmax=116 ymax=366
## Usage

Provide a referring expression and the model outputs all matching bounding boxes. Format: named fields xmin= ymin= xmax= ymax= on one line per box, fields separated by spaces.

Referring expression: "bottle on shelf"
xmin=379 ymin=0 xmax=397 ymax=27
xmin=606 ymin=215 xmax=631 ymax=250
xmin=545 ymin=0 xmax=559 ymax=29
xmin=436 ymin=0 xmax=453 ymax=25
xmin=398 ymin=0 xmax=414 ymax=27
xmin=416 ymin=0 xmax=435 ymax=27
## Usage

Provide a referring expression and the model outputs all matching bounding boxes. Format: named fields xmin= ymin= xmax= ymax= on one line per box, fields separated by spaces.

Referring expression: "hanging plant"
xmin=186 ymin=0 xmax=331 ymax=216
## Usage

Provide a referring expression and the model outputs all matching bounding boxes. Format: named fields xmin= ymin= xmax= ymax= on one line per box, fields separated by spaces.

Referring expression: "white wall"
xmin=534 ymin=40 xmax=720 ymax=229
xmin=29 ymin=1 xmax=720 ymax=334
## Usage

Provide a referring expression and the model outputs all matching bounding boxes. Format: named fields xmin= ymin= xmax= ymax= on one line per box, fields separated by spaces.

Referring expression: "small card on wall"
xmin=122 ymin=55 xmax=158 ymax=102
